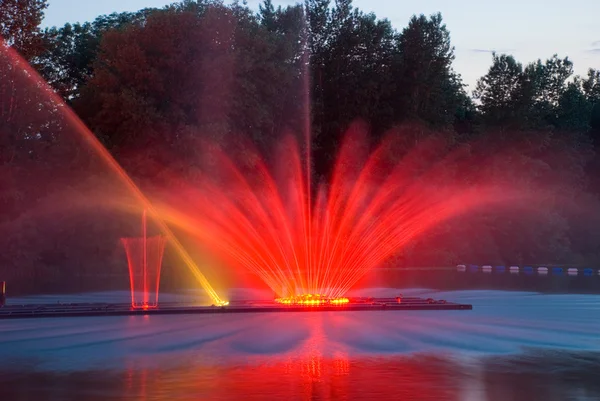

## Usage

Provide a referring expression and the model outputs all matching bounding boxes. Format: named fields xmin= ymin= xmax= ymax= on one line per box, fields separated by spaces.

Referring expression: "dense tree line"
xmin=2 ymin=0 xmax=600 ymax=293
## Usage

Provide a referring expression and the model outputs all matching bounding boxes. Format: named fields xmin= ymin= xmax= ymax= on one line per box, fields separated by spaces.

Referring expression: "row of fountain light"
xmin=275 ymin=294 xmax=350 ymax=306
xmin=457 ymin=265 xmax=598 ymax=276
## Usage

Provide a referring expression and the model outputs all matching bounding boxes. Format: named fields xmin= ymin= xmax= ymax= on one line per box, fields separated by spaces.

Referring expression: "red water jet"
xmin=0 ymin=39 xmax=224 ymax=305
xmin=157 ymin=123 xmax=520 ymax=300
xmin=121 ymin=211 xmax=167 ymax=309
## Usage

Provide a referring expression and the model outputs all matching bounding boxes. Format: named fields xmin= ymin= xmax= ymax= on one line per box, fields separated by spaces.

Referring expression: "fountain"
xmin=0 ymin=34 xmax=518 ymax=318
xmin=154 ymin=126 xmax=518 ymax=307
xmin=121 ymin=210 xmax=167 ymax=309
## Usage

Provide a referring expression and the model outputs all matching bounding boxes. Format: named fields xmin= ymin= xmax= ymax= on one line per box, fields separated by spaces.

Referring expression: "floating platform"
xmin=0 ymin=297 xmax=472 ymax=320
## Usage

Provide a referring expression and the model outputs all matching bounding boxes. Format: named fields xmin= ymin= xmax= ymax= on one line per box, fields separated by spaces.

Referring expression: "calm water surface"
xmin=1 ymin=288 xmax=600 ymax=400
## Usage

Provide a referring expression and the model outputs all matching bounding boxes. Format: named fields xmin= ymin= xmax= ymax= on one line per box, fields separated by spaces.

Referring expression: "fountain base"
xmin=275 ymin=294 xmax=350 ymax=306
xmin=0 ymin=296 xmax=471 ymax=320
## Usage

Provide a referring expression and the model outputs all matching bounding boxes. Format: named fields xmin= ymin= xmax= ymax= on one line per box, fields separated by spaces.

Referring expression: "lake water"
xmin=1 ymin=287 xmax=600 ymax=400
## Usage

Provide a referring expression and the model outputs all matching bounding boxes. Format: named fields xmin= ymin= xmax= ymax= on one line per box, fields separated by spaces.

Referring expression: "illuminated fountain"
xmin=1 ymin=35 xmax=520 ymax=313
xmin=275 ymin=294 xmax=350 ymax=306
xmin=121 ymin=210 xmax=167 ymax=309
xmin=156 ymin=125 xmax=520 ymax=305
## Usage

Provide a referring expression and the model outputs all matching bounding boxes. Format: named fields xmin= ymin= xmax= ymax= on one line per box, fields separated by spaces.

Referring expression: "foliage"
xmin=2 ymin=0 xmax=600 ymax=293
xmin=0 ymin=0 xmax=47 ymax=59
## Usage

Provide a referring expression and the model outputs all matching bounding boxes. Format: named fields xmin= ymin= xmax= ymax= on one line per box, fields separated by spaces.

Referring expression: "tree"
xmin=259 ymin=0 xmax=277 ymax=31
xmin=555 ymin=79 xmax=592 ymax=132
xmin=453 ymin=90 xmax=481 ymax=136
xmin=582 ymin=68 xmax=600 ymax=103
xmin=531 ymin=55 xmax=573 ymax=105
xmin=393 ymin=13 xmax=463 ymax=127
xmin=37 ymin=22 xmax=96 ymax=101
xmin=305 ymin=0 xmax=332 ymax=145
xmin=305 ymin=0 xmax=331 ymax=57
xmin=320 ymin=5 xmax=396 ymax=134
xmin=0 ymin=0 xmax=47 ymax=60
xmin=305 ymin=0 xmax=397 ymax=176
xmin=0 ymin=0 xmax=52 ymax=163
xmin=0 ymin=29 xmax=66 ymax=169
xmin=474 ymin=53 xmax=528 ymax=126
xmin=75 ymin=9 xmax=217 ymax=159
xmin=524 ymin=55 xmax=574 ymax=128
xmin=38 ymin=10 xmax=154 ymax=101
xmin=75 ymin=4 xmax=305 ymax=179
xmin=253 ymin=3 xmax=307 ymax=147
xmin=228 ymin=1 xmax=307 ymax=149
xmin=583 ymin=69 xmax=600 ymax=136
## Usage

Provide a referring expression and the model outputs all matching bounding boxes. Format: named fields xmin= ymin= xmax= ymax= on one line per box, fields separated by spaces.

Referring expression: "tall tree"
xmin=38 ymin=9 xmax=154 ymax=101
xmin=530 ymin=55 xmax=573 ymax=105
xmin=75 ymin=3 xmax=304 ymax=178
xmin=37 ymin=22 xmax=96 ymax=101
xmin=255 ymin=3 xmax=307 ymax=145
xmin=0 ymin=0 xmax=64 ymax=168
xmin=525 ymin=55 xmax=574 ymax=128
xmin=259 ymin=0 xmax=277 ymax=31
xmin=555 ymin=78 xmax=593 ymax=132
xmin=0 ymin=0 xmax=49 ymax=150
xmin=582 ymin=69 xmax=600 ymax=145
xmin=393 ymin=13 xmax=463 ymax=127
xmin=305 ymin=0 xmax=332 ymax=143
xmin=474 ymin=53 xmax=528 ymax=127
xmin=0 ymin=0 xmax=47 ymax=60
xmin=305 ymin=0 xmax=397 ymax=176
xmin=75 ymin=8 xmax=221 ymax=160
xmin=583 ymin=67 xmax=600 ymax=138
xmin=582 ymin=68 xmax=600 ymax=103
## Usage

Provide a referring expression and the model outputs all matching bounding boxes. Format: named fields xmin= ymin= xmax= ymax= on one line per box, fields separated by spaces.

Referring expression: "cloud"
xmin=585 ymin=48 xmax=600 ymax=54
xmin=591 ymin=40 xmax=600 ymax=46
xmin=469 ymin=48 xmax=515 ymax=54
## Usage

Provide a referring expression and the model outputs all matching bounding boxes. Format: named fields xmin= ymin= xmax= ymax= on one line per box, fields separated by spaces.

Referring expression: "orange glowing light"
xmin=0 ymin=41 xmax=225 ymax=306
xmin=275 ymin=294 xmax=350 ymax=306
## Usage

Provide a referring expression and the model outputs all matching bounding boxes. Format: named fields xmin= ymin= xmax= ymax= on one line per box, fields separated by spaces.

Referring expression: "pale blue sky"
xmin=43 ymin=0 xmax=600 ymax=90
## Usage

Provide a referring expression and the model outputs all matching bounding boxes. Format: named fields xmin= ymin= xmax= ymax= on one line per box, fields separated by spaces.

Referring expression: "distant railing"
xmin=456 ymin=264 xmax=598 ymax=276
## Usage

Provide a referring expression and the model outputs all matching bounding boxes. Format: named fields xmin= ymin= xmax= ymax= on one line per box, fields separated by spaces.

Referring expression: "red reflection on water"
xmin=1 ymin=354 xmax=592 ymax=401
xmin=120 ymin=312 xmax=460 ymax=400
xmin=122 ymin=356 xmax=460 ymax=401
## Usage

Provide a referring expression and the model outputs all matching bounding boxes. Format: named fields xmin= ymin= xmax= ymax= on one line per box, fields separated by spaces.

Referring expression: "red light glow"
xmin=156 ymin=124 xmax=520 ymax=301
xmin=275 ymin=294 xmax=350 ymax=306
xmin=122 ymin=235 xmax=166 ymax=309
xmin=121 ymin=211 xmax=167 ymax=309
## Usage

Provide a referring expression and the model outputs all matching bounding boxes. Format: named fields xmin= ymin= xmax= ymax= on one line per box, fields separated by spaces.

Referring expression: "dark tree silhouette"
xmin=2 ymin=0 xmax=600 ymax=294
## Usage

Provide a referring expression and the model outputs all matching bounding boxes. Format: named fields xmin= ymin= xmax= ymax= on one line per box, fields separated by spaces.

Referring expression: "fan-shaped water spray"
xmin=157 ymin=125 xmax=523 ymax=300
xmin=1 ymin=36 xmax=525 ymax=305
